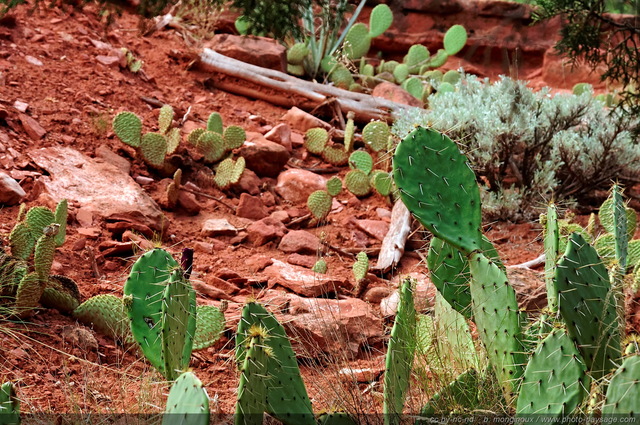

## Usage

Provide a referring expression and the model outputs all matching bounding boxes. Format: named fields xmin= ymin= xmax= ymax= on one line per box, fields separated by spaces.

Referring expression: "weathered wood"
xmin=199 ymin=48 xmax=414 ymax=122
xmin=374 ymin=200 xmax=412 ymax=272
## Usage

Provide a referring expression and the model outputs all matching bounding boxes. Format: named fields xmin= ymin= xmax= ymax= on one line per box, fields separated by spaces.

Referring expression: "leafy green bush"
xmin=392 ymin=75 xmax=640 ymax=221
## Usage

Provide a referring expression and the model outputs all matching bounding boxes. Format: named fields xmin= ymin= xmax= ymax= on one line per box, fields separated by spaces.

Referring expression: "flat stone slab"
xmin=28 ymin=146 xmax=166 ymax=232
xmin=263 ymin=259 xmax=347 ymax=297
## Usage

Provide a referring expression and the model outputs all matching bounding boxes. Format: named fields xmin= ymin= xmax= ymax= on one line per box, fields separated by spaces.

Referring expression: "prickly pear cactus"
xmin=140 ymin=132 xmax=168 ymax=167
xmin=113 ymin=111 xmax=142 ymax=147
xmin=206 ymin=112 xmax=223 ymax=134
xmin=235 ymin=302 xmax=315 ymax=425
xmin=362 ymin=121 xmax=390 ymax=152
xmin=123 ymin=249 xmax=180 ymax=377
xmin=556 ymin=233 xmax=621 ymax=380
xmin=0 ymin=381 xmax=19 ymax=425
xmin=393 ymin=127 xmax=483 ymax=254
xmin=344 ymin=169 xmax=371 ymax=197
xmin=544 ymin=203 xmax=560 ymax=313
xmin=443 ymin=25 xmax=467 ymax=56
xmin=223 ymin=126 xmax=246 ymax=150
xmin=349 ymin=151 xmax=373 ymax=174
xmin=235 ymin=325 xmax=269 ymax=425
xmin=163 ymin=371 xmax=210 ymax=425
xmin=602 ymin=355 xmax=640 ymax=415
xmin=158 ymin=104 xmax=174 ymax=134
xmin=193 ymin=305 xmax=225 ymax=351
xmin=214 ymin=157 xmax=245 ymax=189
xmin=469 ymin=252 xmax=526 ymax=404
xmin=34 ymin=224 xmax=58 ymax=281
xmin=371 ymin=170 xmax=393 ymax=197
xmin=41 ymin=274 xmax=81 ymax=313
xmin=516 ymin=328 xmax=590 ymax=417
xmin=352 ymin=251 xmax=369 ymax=282
xmin=196 ymin=131 xmax=225 ymax=163
xmin=161 ymin=270 xmax=197 ymax=381
xmin=383 ymin=278 xmax=416 ymax=425
xmin=599 ymin=195 xmax=637 ymax=242
xmin=53 ymin=199 xmax=68 ymax=247
xmin=322 ymin=145 xmax=349 ymax=166
xmin=420 ymin=369 xmax=479 ymax=416
xmin=307 ymin=190 xmax=332 ymax=221
xmin=9 ymin=222 xmax=35 ymax=261
xmin=326 ymin=176 xmax=342 ymax=197
xmin=305 ymin=128 xmax=329 ymax=155
xmin=73 ymin=294 xmax=130 ymax=340
xmin=611 ymin=184 xmax=629 ymax=272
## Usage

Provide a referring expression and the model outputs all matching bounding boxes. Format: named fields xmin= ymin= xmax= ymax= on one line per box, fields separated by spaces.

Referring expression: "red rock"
xmin=260 ymin=191 xmax=276 ymax=207
xmin=363 ymin=286 xmax=393 ymax=304
xmin=355 ymin=219 xmax=390 ymax=241
xmin=192 ymin=280 xmax=232 ymax=300
xmin=0 ymin=172 xmax=25 ymax=205
xmin=263 ymin=260 xmax=348 ymax=298
xmin=287 ymin=253 xmax=317 ymax=268
xmin=77 ymin=227 xmax=101 ymax=238
xmin=205 ymin=275 xmax=241 ymax=295
xmin=275 ymin=169 xmax=326 ymax=204
xmin=246 ymin=217 xmax=286 ymax=246
xmin=239 ymin=137 xmax=290 ymax=178
xmin=234 ymin=168 xmax=261 ymax=195
xmin=106 ymin=221 xmax=154 ymax=239
xmin=121 ymin=230 xmax=154 ymax=251
xmin=278 ymin=230 xmax=321 ymax=255
xmin=236 ymin=193 xmax=268 ymax=220
xmin=177 ymin=190 xmax=202 ymax=215
xmin=207 ymin=34 xmax=287 ymax=72
xmin=281 ymin=107 xmax=331 ymax=132
xmin=76 ymin=208 xmax=93 ymax=227
xmin=19 ymin=113 xmax=46 ymax=140
xmin=201 ymin=218 xmax=237 ymax=237
xmin=541 ymin=49 xmax=607 ymax=90
xmin=95 ymin=55 xmax=120 ymax=67
xmin=246 ymin=254 xmax=273 ymax=273
xmin=95 ymin=145 xmax=131 ymax=175
xmin=264 ymin=123 xmax=293 ymax=152
xmin=371 ymin=82 xmax=423 ymax=107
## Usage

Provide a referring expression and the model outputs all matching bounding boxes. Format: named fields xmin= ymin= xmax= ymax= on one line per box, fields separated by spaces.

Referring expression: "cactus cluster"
xmin=393 ymin=126 xmax=639 ymax=417
xmin=113 ymin=105 xmax=181 ymax=168
xmin=187 ymin=112 xmax=246 ymax=163
xmin=2 ymin=200 xmax=78 ymax=317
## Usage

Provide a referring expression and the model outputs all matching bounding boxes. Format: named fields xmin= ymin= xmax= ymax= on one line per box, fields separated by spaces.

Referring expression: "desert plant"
xmin=163 ymin=371 xmax=209 ymax=425
xmin=0 ymin=381 xmax=19 ymax=425
xmin=393 ymin=75 xmax=640 ymax=221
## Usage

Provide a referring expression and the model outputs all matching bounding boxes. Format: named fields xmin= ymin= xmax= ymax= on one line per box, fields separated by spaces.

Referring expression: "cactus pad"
xmin=9 ymin=222 xmax=35 ymax=260
xmin=0 ymin=381 xmax=19 ymax=424
xmin=164 ymin=371 xmax=210 ymax=425
xmin=603 ymin=355 xmax=640 ymax=415
xmin=322 ymin=145 xmax=349 ymax=166
xmin=404 ymin=44 xmax=430 ymax=73
xmin=469 ymin=252 xmax=526 ymax=403
xmin=353 ymin=251 xmax=369 ymax=281
xmin=343 ymin=23 xmax=371 ymax=60
xmin=426 ymin=49 xmax=449 ymax=69
xmin=113 ymin=111 xmax=142 ymax=147
xmin=166 ymin=127 xmax=181 ymax=155
xmin=427 ymin=237 xmax=472 ymax=318
xmin=158 ymin=105 xmax=174 ymax=134
xmin=187 ymin=129 xmax=205 ymax=146
xmin=556 ymin=232 xmax=621 ymax=380
xmin=393 ymin=64 xmax=409 ymax=84
xmin=345 ymin=170 xmax=371 ymax=197
xmin=206 ymin=112 xmax=223 ymax=134
xmin=26 ymin=206 xmax=55 ymax=241
xmin=442 ymin=70 xmax=461 ymax=85
xmin=307 ymin=190 xmax=332 ymax=221
xmin=393 ymin=127 xmax=483 ymax=254
xmin=34 ymin=224 xmax=58 ymax=280
xmin=421 ymin=369 xmax=479 ymax=415
xmin=140 ymin=133 xmax=168 ymax=167
xmin=383 ymin=278 xmax=416 ymax=423
xmin=40 ymin=275 xmax=80 ymax=313
xmin=326 ymin=176 xmax=342 ymax=197
xmin=287 ymin=42 xmax=310 ymax=65
xmin=214 ymin=157 xmax=245 ymax=189
xmin=53 ymin=199 xmax=68 ymax=247
xmin=368 ymin=3 xmax=393 ymax=37
xmin=223 ymin=126 xmax=246 ymax=150
xmin=196 ymin=131 xmax=225 ymax=163
xmin=516 ymin=328 xmax=590 ymax=417
xmin=235 ymin=326 xmax=269 ymax=425
xmin=348 ymin=151 xmax=373 ymax=174
xmin=443 ymin=25 xmax=467 ymax=56
xmin=371 ymin=170 xmax=393 ymax=197
xmin=599 ymin=196 xmax=636 ymax=242
xmin=13 ymin=272 xmax=42 ymax=316
xmin=193 ymin=305 xmax=225 ymax=351
xmin=544 ymin=204 xmax=560 ymax=313
xmin=304 ymin=128 xmax=329 ymax=155
xmin=313 ymin=259 xmax=328 ymax=274
xmin=73 ymin=294 xmax=130 ymax=340
xmin=235 ymin=302 xmax=315 ymax=425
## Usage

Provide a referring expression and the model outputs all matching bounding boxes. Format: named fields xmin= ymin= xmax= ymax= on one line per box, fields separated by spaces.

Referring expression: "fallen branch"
xmin=198 ymin=48 xmax=415 ymax=122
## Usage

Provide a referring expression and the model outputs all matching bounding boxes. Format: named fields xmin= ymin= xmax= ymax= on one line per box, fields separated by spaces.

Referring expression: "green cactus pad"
xmin=0 ymin=381 xmax=19 ymax=425
xmin=404 ymin=44 xmax=430 ymax=73
xmin=34 ymin=224 xmax=58 ymax=280
xmin=427 ymin=237 xmax=472 ymax=318
xmin=469 ymin=252 xmax=526 ymax=404
xmin=556 ymin=232 xmax=621 ymax=380
xmin=345 ymin=169 xmax=371 ymax=197
xmin=353 ymin=251 xmax=369 ymax=281
xmin=420 ymin=369 xmax=479 ymax=415
xmin=424 ymin=69 xmax=444 ymax=81
xmin=443 ymin=25 xmax=467 ymax=56
xmin=73 ymin=294 xmax=130 ymax=340
xmin=402 ymin=77 xmax=424 ymax=101
xmin=113 ymin=111 xmax=142 ymax=147
xmin=343 ymin=113 xmax=355 ymax=153
xmin=442 ymin=70 xmax=461 ymax=85
xmin=214 ymin=157 xmax=245 ymax=189
xmin=140 ymin=133 xmax=168 ymax=168
xmin=223 ymin=126 xmax=246 ymax=150
xmin=599 ymin=196 xmax=636 ymax=243
xmin=123 ymin=248 xmax=180 ymax=376
xmin=307 ymin=190 xmax=332 ymax=221
xmin=628 ymin=239 xmax=640 ymax=267
xmin=379 ymin=60 xmax=399 ymax=74
xmin=602 ymin=355 xmax=640 ymax=414
xmin=612 ymin=184 xmax=628 ymax=271
xmin=393 ymin=63 xmax=409 ymax=84
xmin=235 ymin=326 xmax=269 ymax=425
xmin=26 ymin=206 xmax=55 ymax=241
xmin=438 ymin=82 xmax=455 ymax=94
xmin=383 ymin=278 xmax=416 ymax=424
xmin=161 ymin=270 xmax=196 ymax=381
xmin=304 ymin=128 xmax=329 ymax=155
xmin=322 ymin=145 xmax=349 ymax=166
xmin=393 ymin=127 xmax=483 ymax=254
xmin=287 ymin=63 xmax=305 ymax=76
xmin=348 ymin=151 xmax=373 ymax=174
xmin=53 ymin=199 xmax=68 ymax=248
xmin=287 ymin=42 xmax=309 ymax=65
xmin=313 ymin=259 xmax=327 ymax=274
xmin=9 ymin=222 xmax=36 ymax=260
xmin=544 ymin=204 xmax=560 ymax=313
xmin=362 ymin=121 xmax=390 ymax=152
xmin=328 ymin=64 xmax=354 ymax=89
xmin=164 ymin=371 xmax=210 ymax=425
xmin=166 ymin=128 xmax=181 ymax=155
xmin=41 ymin=275 xmax=80 ymax=313
xmin=193 ymin=305 xmax=225 ymax=351
xmin=14 ymin=272 xmax=42 ymax=316
xmin=572 ymin=83 xmax=592 ymax=96
xmin=426 ymin=49 xmax=449 ymax=69
xmin=158 ymin=105 xmax=174 ymax=134
xmin=516 ymin=328 xmax=590 ymax=417
xmin=235 ymin=302 xmax=315 ymax=425
xmin=371 ymin=170 xmax=393 ymax=197
xmin=369 ymin=3 xmax=393 ymax=37
xmin=196 ymin=131 xmax=225 ymax=163
xmin=187 ymin=129 xmax=205 ymax=146
xmin=206 ymin=112 xmax=223 ymax=134
xmin=343 ymin=23 xmax=371 ymax=60
xmin=326 ymin=176 xmax=342 ymax=197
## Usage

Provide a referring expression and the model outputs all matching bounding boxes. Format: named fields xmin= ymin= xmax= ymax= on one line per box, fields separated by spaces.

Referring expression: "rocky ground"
xmin=0 ymin=0 xmax=637 ymax=418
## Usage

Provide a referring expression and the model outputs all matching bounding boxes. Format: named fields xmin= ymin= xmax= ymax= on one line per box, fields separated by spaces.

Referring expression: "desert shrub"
xmin=392 ymin=75 xmax=640 ymax=221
